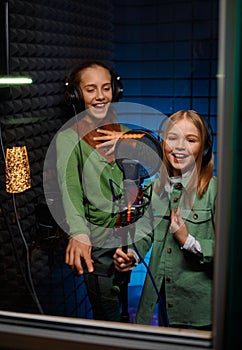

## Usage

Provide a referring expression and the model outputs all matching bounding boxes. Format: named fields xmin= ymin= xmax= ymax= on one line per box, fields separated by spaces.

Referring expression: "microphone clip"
xmin=110 ymin=178 xmax=153 ymax=227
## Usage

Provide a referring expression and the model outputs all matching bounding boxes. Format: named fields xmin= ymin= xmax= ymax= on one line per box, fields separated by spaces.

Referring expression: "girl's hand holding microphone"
xmin=113 ymin=248 xmax=135 ymax=272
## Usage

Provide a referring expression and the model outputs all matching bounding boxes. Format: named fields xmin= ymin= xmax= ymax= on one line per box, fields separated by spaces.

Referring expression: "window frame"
xmin=0 ymin=0 xmax=238 ymax=349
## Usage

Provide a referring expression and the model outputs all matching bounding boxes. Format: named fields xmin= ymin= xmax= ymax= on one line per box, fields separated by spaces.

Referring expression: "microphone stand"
xmin=119 ymin=208 xmax=138 ymax=323
xmin=112 ymin=210 xmax=136 ymax=323
xmin=111 ymin=177 xmax=152 ymax=323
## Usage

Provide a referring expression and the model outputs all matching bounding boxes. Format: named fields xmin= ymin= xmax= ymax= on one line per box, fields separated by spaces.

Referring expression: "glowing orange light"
xmin=120 ymin=133 xmax=145 ymax=139
xmin=127 ymin=201 xmax=132 ymax=223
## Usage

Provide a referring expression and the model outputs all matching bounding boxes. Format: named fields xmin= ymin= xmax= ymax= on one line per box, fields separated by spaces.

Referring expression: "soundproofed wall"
xmin=0 ymin=0 xmax=114 ymax=316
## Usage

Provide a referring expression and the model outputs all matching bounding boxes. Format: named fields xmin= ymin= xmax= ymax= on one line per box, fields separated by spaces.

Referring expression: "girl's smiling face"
xmin=79 ymin=65 xmax=113 ymax=120
xmin=164 ymin=118 xmax=201 ymax=176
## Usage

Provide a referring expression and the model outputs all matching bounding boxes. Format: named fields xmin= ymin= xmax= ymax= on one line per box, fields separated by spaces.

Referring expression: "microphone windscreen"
xmin=115 ymin=130 xmax=162 ymax=180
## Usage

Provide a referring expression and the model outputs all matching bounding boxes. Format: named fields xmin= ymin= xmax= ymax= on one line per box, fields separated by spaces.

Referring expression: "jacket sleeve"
xmin=199 ymin=176 xmax=217 ymax=263
xmin=56 ymin=130 xmax=91 ymax=238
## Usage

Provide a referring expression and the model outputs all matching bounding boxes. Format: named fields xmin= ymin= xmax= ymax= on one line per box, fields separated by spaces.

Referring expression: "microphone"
xmin=115 ymin=129 xmax=162 ymax=181
xmin=122 ymin=159 xmax=140 ymax=224
xmin=112 ymin=129 xmax=162 ymax=227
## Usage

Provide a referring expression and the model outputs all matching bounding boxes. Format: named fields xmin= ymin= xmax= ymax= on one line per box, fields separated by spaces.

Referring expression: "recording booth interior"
xmin=0 ymin=0 xmax=225 ymax=346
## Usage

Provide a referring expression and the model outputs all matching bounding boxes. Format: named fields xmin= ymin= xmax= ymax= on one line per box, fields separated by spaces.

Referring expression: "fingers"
xmin=169 ymin=207 xmax=188 ymax=245
xmin=114 ymin=262 xmax=132 ymax=272
xmin=113 ymin=248 xmax=131 ymax=261
xmin=176 ymin=206 xmax=181 ymax=217
xmin=94 ymin=139 xmax=116 ymax=157
xmin=96 ymin=129 xmax=114 ymax=136
xmin=65 ymin=234 xmax=94 ymax=275
xmin=94 ymin=130 xmax=124 ymax=156
xmin=82 ymin=255 xmax=94 ymax=273
xmin=65 ymin=244 xmax=73 ymax=265
xmin=170 ymin=207 xmax=183 ymax=233
xmin=96 ymin=140 xmax=114 ymax=149
xmin=113 ymin=258 xmax=134 ymax=272
xmin=170 ymin=207 xmax=182 ymax=222
xmin=170 ymin=207 xmax=175 ymax=221
xmin=113 ymin=248 xmax=134 ymax=272
xmin=93 ymin=129 xmax=123 ymax=141
xmin=170 ymin=207 xmax=181 ymax=219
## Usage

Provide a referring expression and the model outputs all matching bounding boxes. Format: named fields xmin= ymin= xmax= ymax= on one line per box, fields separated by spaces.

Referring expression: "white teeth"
xmin=94 ymin=104 xmax=105 ymax=108
xmin=174 ymin=154 xmax=186 ymax=159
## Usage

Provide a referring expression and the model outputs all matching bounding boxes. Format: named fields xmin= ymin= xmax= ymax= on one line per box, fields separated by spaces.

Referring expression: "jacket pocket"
xmin=182 ymin=208 xmax=212 ymax=224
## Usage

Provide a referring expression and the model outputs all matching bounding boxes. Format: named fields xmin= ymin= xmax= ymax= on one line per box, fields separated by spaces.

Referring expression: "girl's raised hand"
xmin=94 ymin=129 xmax=123 ymax=155
xmin=170 ymin=207 xmax=189 ymax=246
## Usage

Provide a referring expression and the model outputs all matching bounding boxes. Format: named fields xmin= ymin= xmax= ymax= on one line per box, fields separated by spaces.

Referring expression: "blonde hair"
xmin=156 ymin=110 xmax=213 ymax=198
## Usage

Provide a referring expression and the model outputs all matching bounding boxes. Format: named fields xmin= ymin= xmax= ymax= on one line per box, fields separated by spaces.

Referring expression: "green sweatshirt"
xmin=56 ymin=126 xmax=124 ymax=248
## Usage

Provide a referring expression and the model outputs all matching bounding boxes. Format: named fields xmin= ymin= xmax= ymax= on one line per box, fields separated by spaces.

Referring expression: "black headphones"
xmin=195 ymin=111 xmax=213 ymax=167
xmin=201 ymin=119 xmax=213 ymax=166
xmin=64 ymin=60 xmax=124 ymax=112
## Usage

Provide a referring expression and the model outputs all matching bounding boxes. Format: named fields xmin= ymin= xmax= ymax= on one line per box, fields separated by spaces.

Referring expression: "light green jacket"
xmin=134 ymin=176 xmax=217 ymax=327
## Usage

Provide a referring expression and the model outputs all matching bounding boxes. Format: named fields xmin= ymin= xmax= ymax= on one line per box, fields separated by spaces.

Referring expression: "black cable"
xmin=143 ymin=202 xmax=169 ymax=326
xmin=131 ymin=240 xmax=170 ymax=327
xmin=0 ymin=124 xmax=44 ymax=314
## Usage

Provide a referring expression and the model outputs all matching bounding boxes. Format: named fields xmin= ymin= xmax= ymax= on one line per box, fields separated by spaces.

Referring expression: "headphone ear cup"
xmin=64 ymin=82 xmax=85 ymax=112
xmin=190 ymin=111 xmax=213 ymax=167
xmin=111 ymin=71 xmax=124 ymax=102
xmin=202 ymin=142 xmax=213 ymax=166
xmin=202 ymin=118 xmax=213 ymax=167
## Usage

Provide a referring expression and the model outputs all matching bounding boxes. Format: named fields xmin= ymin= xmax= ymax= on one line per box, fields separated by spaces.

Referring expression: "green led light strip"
xmin=0 ymin=76 xmax=33 ymax=85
